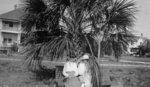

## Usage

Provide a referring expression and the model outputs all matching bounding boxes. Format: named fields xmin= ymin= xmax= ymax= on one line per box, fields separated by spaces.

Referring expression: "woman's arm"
xmin=62 ymin=63 xmax=69 ymax=77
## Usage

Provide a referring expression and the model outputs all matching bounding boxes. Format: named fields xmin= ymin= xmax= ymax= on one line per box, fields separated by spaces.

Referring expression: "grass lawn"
xmin=0 ymin=53 xmax=24 ymax=59
xmin=0 ymin=60 xmax=51 ymax=87
xmin=0 ymin=55 xmax=150 ymax=87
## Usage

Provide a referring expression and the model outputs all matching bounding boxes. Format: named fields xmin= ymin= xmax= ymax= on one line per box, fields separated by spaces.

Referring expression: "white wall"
xmin=0 ymin=20 xmax=22 ymax=47
xmin=2 ymin=33 xmax=18 ymax=43
xmin=128 ymin=37 xmax=144 ymax=54
xmin=2 ymin=21 xmax=20 ymax=31
xmin=0 ymin=19 xmax=3 ymax=46
xmin=0 ymin=19 xmax=2 ymax=29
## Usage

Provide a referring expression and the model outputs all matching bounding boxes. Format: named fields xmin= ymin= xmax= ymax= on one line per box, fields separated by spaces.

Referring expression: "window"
xmin=3 ymin=38 xmax=7 ymax=42
xmin=3 ymin=38 xmax=12 ymax=43
xmin=3 ymin=21 xmax=13 ymax=27
xmin=8 ymin=38 xmax=12 ymax=43
xmin=9 ymin=22 xmax=13 ymax=27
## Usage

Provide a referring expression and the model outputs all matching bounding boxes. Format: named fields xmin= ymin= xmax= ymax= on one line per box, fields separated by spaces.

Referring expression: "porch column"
xmin=0 ymin=19 xmax=3 ymax=46
xmin=17 ymin=33 xmax=21 ymax=44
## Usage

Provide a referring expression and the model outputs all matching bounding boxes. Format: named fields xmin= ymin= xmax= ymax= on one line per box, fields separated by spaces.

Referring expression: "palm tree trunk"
xmin=84 ymin=35 xmax=94 ymax=56
xmin=98 ymin=40 xmax=101 ymax=60
xmin=97 ymin=31 xmax=104 ymax=61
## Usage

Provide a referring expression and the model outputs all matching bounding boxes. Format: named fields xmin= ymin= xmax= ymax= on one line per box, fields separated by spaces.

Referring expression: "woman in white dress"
xmin=77 ymin=54 xmax=92 ymax=87
xmin=77 ymin=54 xmax=102 ymax=87
xmin=62 ymin=61 xmax=82 ymax=87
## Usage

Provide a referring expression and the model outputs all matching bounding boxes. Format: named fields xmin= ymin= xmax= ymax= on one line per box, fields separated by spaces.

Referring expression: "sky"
xmin=134 ymin=0 xmax=150 ymax=38
xmin=0 ymin=0 xmax=20 ymax=14
xmin=0 ymin=0 xmax=150 ymax=38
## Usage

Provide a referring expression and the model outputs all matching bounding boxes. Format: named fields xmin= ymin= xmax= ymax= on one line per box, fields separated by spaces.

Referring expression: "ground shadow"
xmin=31 ymin=67 xmax=56 ymax=82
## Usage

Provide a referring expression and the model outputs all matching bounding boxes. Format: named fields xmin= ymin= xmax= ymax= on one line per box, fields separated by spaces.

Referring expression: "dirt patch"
xmin=102 ymin=66 xmax=150 ymax=87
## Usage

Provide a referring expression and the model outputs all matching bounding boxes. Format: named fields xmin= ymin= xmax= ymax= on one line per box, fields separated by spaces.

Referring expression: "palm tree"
xmin=92 ymin=0 xmax=136 ymax=60
xmin=100 ymin=31 xmax=136 ymax=61
xmin=22 ymin=0 xmax=136 ymax=86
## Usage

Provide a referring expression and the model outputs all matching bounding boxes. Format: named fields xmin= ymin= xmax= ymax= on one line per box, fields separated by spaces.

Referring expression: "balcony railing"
xmin=0 ymin=26 xmax=21 ymax=33
xmin=3 ymin=26 xmax=19 ymax=30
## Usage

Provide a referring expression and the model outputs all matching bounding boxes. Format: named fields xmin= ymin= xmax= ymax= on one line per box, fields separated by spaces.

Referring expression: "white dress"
xmin=78 ymin=62 xmax=92 ymax=87
xmin=62 ymin=62 xmax=78 ymax=77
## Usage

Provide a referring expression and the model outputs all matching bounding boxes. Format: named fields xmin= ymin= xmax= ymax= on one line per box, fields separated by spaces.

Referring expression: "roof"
xmin=0 ymin=8 xmax=25 ymax=21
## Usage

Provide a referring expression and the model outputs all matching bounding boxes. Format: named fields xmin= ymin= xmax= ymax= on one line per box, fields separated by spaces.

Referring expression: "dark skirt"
xmin=64 ymin=77 xmax=81 ymax=87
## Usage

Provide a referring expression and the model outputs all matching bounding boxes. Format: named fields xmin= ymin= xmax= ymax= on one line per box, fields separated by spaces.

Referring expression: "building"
xmin=128 ymin=33 xmax=146 ymax=55
xmin=0 ymin=8 xmax=24 ymax=52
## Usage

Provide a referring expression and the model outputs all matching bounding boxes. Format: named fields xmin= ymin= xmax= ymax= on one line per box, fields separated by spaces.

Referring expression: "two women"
xmin=62 ymin=54 xmax=92 ymax=87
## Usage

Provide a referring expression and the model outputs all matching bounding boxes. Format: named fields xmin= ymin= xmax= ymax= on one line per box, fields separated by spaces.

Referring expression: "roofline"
xmin=0 ymin=18 xmax=21 ymax=22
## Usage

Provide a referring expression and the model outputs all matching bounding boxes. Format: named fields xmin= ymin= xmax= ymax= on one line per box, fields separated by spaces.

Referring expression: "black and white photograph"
xmin=0 ymin=0 xmax=150 ymax=87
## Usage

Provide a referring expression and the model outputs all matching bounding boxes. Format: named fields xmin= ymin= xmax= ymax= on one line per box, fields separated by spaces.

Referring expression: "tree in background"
xmin=101 ymin=32 xmax=136 ymax=61
xmin=22 ymin=0 xmax=136 ymax=86
xmin=138 ymin=38 xmax=150 ymax=57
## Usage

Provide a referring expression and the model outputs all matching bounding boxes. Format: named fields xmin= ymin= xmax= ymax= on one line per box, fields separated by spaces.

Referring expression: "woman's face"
xmin=81 ymin=59 xmax=88 ymax=64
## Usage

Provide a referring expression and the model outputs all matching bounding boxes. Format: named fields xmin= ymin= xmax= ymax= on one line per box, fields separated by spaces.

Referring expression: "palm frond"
xmin=24 ymin=43 xmax=46 ymax=70
xmin=101 ymin=30 xmax=136 ymax=59
xmin=43 ymin=34 xmax=78 ymax=60
xmin=22 ymin=0 xmax=48 ymax=32
xmin=89 ymin=56 xmax=102 ymax=87
xmin=106 ymin=0 xmax=137 ymax=29
xmin=22 ymin=0 xmax=65 ymax=33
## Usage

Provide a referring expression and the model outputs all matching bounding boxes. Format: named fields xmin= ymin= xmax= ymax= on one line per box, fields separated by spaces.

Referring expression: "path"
xmin=0 ymin=57 xmax=150 ymax=67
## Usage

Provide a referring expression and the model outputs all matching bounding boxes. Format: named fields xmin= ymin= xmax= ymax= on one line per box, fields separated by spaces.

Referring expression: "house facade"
xmin=127 ymin=34 xmax=145 ymax=55
xmin=0 ymin=8 xmax=24 ymax=52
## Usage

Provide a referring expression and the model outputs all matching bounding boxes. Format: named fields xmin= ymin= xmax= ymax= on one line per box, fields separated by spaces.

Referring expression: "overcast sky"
xmin=0 ymin=0 xmax=150 ymax=38
xmin=0 ymin=0 xmax=20 ymax=14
